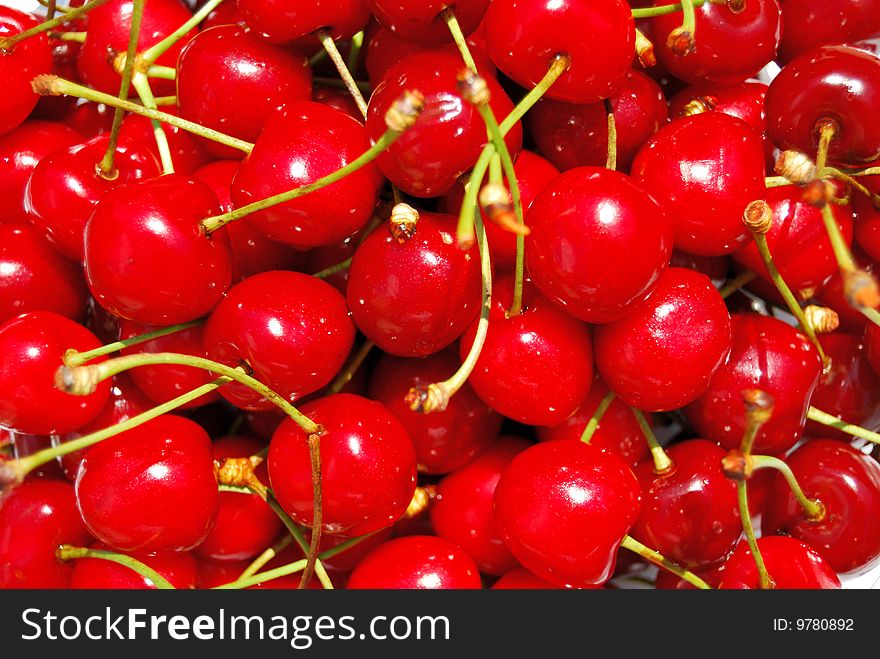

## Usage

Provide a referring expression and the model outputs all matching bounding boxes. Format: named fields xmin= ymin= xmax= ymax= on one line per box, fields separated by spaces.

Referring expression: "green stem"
xmin=630 ymin=0 xmax=707 ymax=18
xmin=579 ymin=390 xmax=615 ymax=444
xmin=132 ymin=72 xmax=174 ymax=174
xmin=765 ymin=175 xmax=795 ymax=188
xmin=737 ymin=480 xmax=773 ymax=589
xmin=266 ymin=493 xmax=333 ymax=590
xmin=239 ymin=535 xmax=294 ymax=581
xmin=501 ymin=54 xmax=571 ymax=135
xmin=631 ymin=408 xmax=673 ymax=474
xmin=346 ymin=30 xmax=364 ymax=72
xmin=328 ymin=340 xmax=374 ymax=395
xmin=820 ymin=166 xmax=880 ymax=207
xmin=442 ymin=6 xmax=477 ymax=73
xmin=139 ymin=0 xmax=226 ymax=66
xmin=681 ymin=0 xmax=697 ymax=36
xmin=0 ymin=0 xmax=113 ymax=50
xmin=604 ymin=98 xmax=617 ymax=171
xmin=861 ymin=306 xmax=880 ymax=329
xmin=456 ymin=148 xmax=494 ymax=247
xmin=619 ymin=536 xmax=711 ymax=589
xmin=151 ymin=95 xmax=177 ymax=106
xmin=57 ymin=545 xmax=175 ymax=589
xmin=64 ymin=320 xmax=200 ymax=367
xmin=146 ymin=64 xmax=177 ymax=80
xmin=312 ymin=257 xmax=352 ymax=280
xmin=750 ymin=455 xmax=825 ymax=521
xmin=719 ymin=270 xmax=757 ymax=298
xmin=48 ymin=30 xmax=86 ymax=42
xmin=815 ymin=120 xmax=836 ymax=172
xmin=820 ymin=203 xmax=857 ymax=273
xmin=315 ymin=30 xmax=368 ymax=119
xmin=807 ymin=406 xmax=880 ymax=444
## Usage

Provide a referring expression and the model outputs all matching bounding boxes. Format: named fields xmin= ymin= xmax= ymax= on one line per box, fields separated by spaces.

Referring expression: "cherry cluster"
xmin=2 ymin=0 xmax=880 ymax=591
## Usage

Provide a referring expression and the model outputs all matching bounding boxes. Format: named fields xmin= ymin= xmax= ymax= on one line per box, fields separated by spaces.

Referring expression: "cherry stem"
xmin=347 ymin=30 xmax=364 ymax=72
xmin=315 ymin=30 xmax=368 ymax=119
xmin=819 ymin=203 xmax=858 ymax=273
xmin=718 ymin=270 xmax=756 ymax=298
xmin=749 ymin=454 xmax=825 ymax=521
xmin=46 ymin=0 xmax=57 ymax=20
xmin=815 ymin=120 xmax=836 ymax=172
xmin=139 ymin=0 xmax=226 ymax=67
xmin=98 ymin=0 xmax=144 ymax=178
xmin=200 ymin=126 xmax=403 ymax=234
xmin=820 ymin=166 xmax=880 ymax=207
xmin=312 ymin=257 xmax=352 ymax=280
xmin=0 ymin=0 xmax=113 ymax=50
xmin=764 ymin=175 xmax=793 ymax=188
xmin=579 ymin=390 xmax=616 ymax=444
xmin=442 ymin=7 xmax=478 ymax=73
xmin=64 ymin=320 xmax=200 ymax=368
xmin=328 ymin=340 xmax=374 ymax=395
xmin=57 ymin=545 xmax=175 ymax=589
xmin=36 ymin=0 xmax=71 ymax=12
xmin=630 ymin=408 xmax=673 ymax=474
xmin=265 ymin=491 xmax=333 ymax=589
xmin=132 ymin=72 xmax=175 ymax=174
xmin=807 ymin=406 xmax=880 ymax=444
xmin=312 ymin=76 xmax=371 ymax=94
xmin=48 ymin=30 xmax=85 ymax=42
xmin=737 ymin=479 xmax=774 ymax=588
xmin=33 ymin=75 xmax=254 ymax=153
xmin=604 ymin=98 xmax=617 ymax=171
xmin=146 ymin=64 xmax=177 ymax=80
xmin=299 ymin=433 xmax=323 ymax=589
xmin=238 ymin=534 xmax=294 ymax=581
xmin=630 ymin=0 xmax=707 ymax=18
xmin=680 ymin=0 xmax=697 ymax=36
xmin=619 ymin=535 xmax=712 ymax=589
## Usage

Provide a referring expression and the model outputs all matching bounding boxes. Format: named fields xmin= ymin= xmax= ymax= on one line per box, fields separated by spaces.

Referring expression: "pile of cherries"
xmin=2 ymin=0 xmax=880 ymax=591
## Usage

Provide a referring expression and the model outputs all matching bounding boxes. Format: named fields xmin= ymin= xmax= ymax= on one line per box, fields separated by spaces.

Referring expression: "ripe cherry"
xmin=347 ymin=212 xmax=481 ymax=357
xmin=461 ymin=276 xmax=594 ymax=426
xmin=526 ymin=166 xmax=673 ymax=324
xmin=0 ymin=311 xmax=110 ymax=436
xmin=684 ymin=313 xmax=822 ymax=455
xmin=483 ymin=0 xmax=635 ymax=104
xmin=492 ymin=566 xmax=566 ymax=589
xmin=118 ymin=107 xmax=213 ymax=176
xmin=668 ymin=81 xmax=768 ymax=132
xmin=778 ymin=0 xmax=880 ymax=63
xmin=347 ymin=535 xmax=481 ymax=589
xmin=366 ymin=0 xmax=488 ymax=46
xmin=631 ymin=112 xmax=766 ymax=256
xmin=203 ymin=270 xmax=355 ymax=410
xmin=853 ymin=176 xmax=880 ymax=262
xmin=235 ymin=0 xmax=371 ymax=44
xmin=594 ymin=267 xmax=732 ymax=412
xmin=0 ymin=7 xmax=53 ymax=135
xmin=719 ymin=536 xmax=841 ymax=589
xmin=494 ymin=440 xmax=642 ymax=587
xmin=84 ymin=174 xmax=233 ymax=325
xmin=65 ymin=101 xmax=114 ymax=139
xmin=70 ymin=544 xmax=199 ymax=589
xmin=75 ymin=414 xmax=219 ymax=553
xmin=268 ymin=394 xmax=417 ymax=537
xmin=367 ymin=350 xmax=502 ymax=474
xmin=813 ymin=249 xmax=877 ymax=334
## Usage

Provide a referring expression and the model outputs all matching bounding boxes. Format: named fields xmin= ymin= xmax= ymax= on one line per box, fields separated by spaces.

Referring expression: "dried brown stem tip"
xmin=389 ymin=202 xmax=419 ymax=243
xmin=55 ymin=364 xmax=100 ymax=396
xmin=844 ymin=268 xmax=880 ymax=310
xmin=774 ymin=150 xmax=817 ymax=184
xmin=801 ymin=179 xmax=835 ymax=208
xmin=634 ymin=28 xmax=656 ymax=68
xmin=742 ymin=388 xmax=775 ymax=424
xmin=804 ymin=305 xmax=840 ymax=334
xmin=404 ymin=485 xmax=437 ymax=518
xmin=456 ymin=69 xmax=491 ymax=106
xmin=743 ymin=199 xmax=773 ymax=234
xmin=726 ymin=0 xmax=746 ymax=13
xmin=721 ymin=449 xmax=753 ymax=481
xmin=680 ymin=95 xmax=717 ymax=117
xmin=667 ymin=27 xmax=695 ymax=57
xmin=31 ymin=73 xmax=65 ymax=96
xmin=478 ymin=182 xmax=531 ymax=236
xmin=384 ymin=89 xmax=425 ymax=133
xmin=404 ymin=383 xmax=451 ymax=414
xmin=0 ymin=459 xmax=25 ymax=494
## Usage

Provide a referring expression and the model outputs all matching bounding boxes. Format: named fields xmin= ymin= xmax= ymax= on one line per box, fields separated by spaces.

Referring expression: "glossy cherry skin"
xmin=70 ymin=544 xmax=199 ymax=589
xmin=194 ymin=436 xmax=283 ymax=562
xmin=0 ymin=224 xmax=88 ymax=325
xmin=494 ymin=440 xmax=642 ymax=587
xmin=118 ymin=320 xmax=220 ymax=409
xmin=536 ymin=375 xmax=651 ymax=468
xmin=631 ymin=112 xmax=766 ymax=256
xmin=84 ymin=174 xmax=233 ymax=325
xmin=236 ymin=0 xmax=370 ymax=43
xmin=430 ymin=436 xmax=529 ymax=575
xmin=118 ymin=107 xmax=212 ymax=176
xmin=854 ymin=176 xmax=880 ymax=261
xmin=75 ymin=414 xmax=218 ymax=552
xmin=0 ymin=8 xmax=53 ymax=135
xmin=762 ymin=439 xmax=880 ymax=574
xmin=0 ymin=120 xmax=82 ymax=225
xmin=461 ymin=277 xmax=594 ymax=426
xmin=0 ymin=311 xmax=110 ymax=436
xmin=177 ymin=24 xmax=313 ymax=159
xmin=528 ymin=69 xmax=667 ymax=173
xmin=26 ymin=134 xmax=161 ymax=261
xmin=492 ymin=566 xmax=566 ymax=589
xmin=669 ymin=82 xmax=768 ymax=132
xmin=526 ymin=166 xmax=673 ymax=324
xmin=719 ymin=536 xmax=841 ymax=589
xmin=766 ymin=46 xmax=880 ymax=164
xmin=366 ymin=0 xmax=488 ymax=45
xmin=268 ymin=394 xmax=417 ymax=537
xmin=76 ymin=0 xmax=195 ymax=96
xmin=631 ymin=439 xmax=740 ymax=568
xmin=347 ymin=535 xmax=481 ymax=589
xmin=365 ymin=51 xmax=522 ymax=198
xmin=31 ymin=29 xmax=82 ymax=122
xmin=347 ymin=212 xmax=481 ymax=357
xmin=483 ymin=0 xmax=634 ymax=104
xmin=814 ymin=249 xmax=877 ymax=334
xmin=779 ymin=0 xmax=880 ymax=62
xmin=367 ymin=350 xmax=502 ymax=474
xmin=0 ymin=479 xmax=92 ymax=588
xmin=684 ymin=313 xmax=823 ymax=455
xmin=203 ymin=270 xmax=355 ymax=410
xmin=652 ymin=0 xmax=782 ymax=85
xmin=65 ymin=101 xmax=115 ymax=139
xmin=231 ymin=101 xmax=383 ymax=249
xmin=594 ymin=267 xmax=732 ymax=411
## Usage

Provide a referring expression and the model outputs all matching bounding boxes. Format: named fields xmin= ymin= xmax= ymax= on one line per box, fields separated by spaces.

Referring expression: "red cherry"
xmin=0 ymin=119 xmax=82 ymax=225
xmin=177 ymin=25 xmax=312 ymax=160
xmin=492 ymin=566 xmax=565 ymax=589
xmin=366 ymin=0 xmax=488 ymax=45
xmin=0 ymin=311 xmax=110 ymax=436
xmin=200 ymin=0 xmax=248 ymax=30
xmin=76 ymin=0 xmax=195 ymax=96
xmin=26 ymin=133 xmax=161 ymax=261
xmin=526 ymin=166 xmax=673 ymax=323
xmin=652 ymin=0 xmax=782 ymax=85
xmin=431 ymin=436 xmax=529 ymax=575
xmin=118 ymin=106 xmax=213 ymax=176
xmin=347 ymin=212 xmax=481 ymax=357
xmin=670 ymin=249 xmax=731 ymax=281
xmin=365 ymin=51 xmax=522 ymax=198
xmin=654 ymin=561 xmax=724 ymax=590
xmin=813 ymin=249 xmax=877 ymax=334
xmin=766 ymin=45 xmax=880 ymax=164
xmin=483 ymin=0 xmax=635 ymax=104
xmin=0 ymin=7 xmax=53 ymax=135
xmin=684 ymin=313 xmax=823 ymax=455
xmin=84 ymin=174 xmax=233 ymax=325
xmin=0 ymin=224 xmax=88 ymax=325
xmin=347 ymin=535 xmax=481 ymax=589
xmin=594 ymin=267 xmax=732 ymax=412
xmin=203 ymin=270 xmax=355 ymax=410
xmin=313 ymin=526 xmax=394 ymax=573
xmin=312 ymin=84 xmax=365 ymax=122
xmin=194 ymin=436 xmax=283 ymax=562
xmin=853 ymin=175 xmax=880 ymax=261
xmin=235 ymin=0 xmax=370 ymax=43
xmin=268 ymin=394 xmax=417 ymax=537
xmin=631 ymin=439 xmax=740 ymax=568
xmin=367 ymin=350 xmax=502 ymax=474
xmin=719 ymin=536 xmax=841 ymax=589
xmin=75 ymin=414 xmax=219 ymax=552
xmin=528 ymin=68 xmax=668 ymax=172
xmin=28 ymin=23 xmax=81 ymax=121
xmin=494 ymin=440 xmax=642 ymax=587
xmin=779 ymin=0 xmax=880 ymax=63
xmin=0 ymin=479 xmax=92 ymax=588
xmin=231 ymin=101 xmax=383 ymax=249
xmin=64 ymin=101 xmax=114 ymax=139
xmin=461 ymin=276 xmax=594 ymax=426
xmin=631 ymin=112 xmax=767 ymax=256
xmin=70 ymin=544 xmax=199 ymax=589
